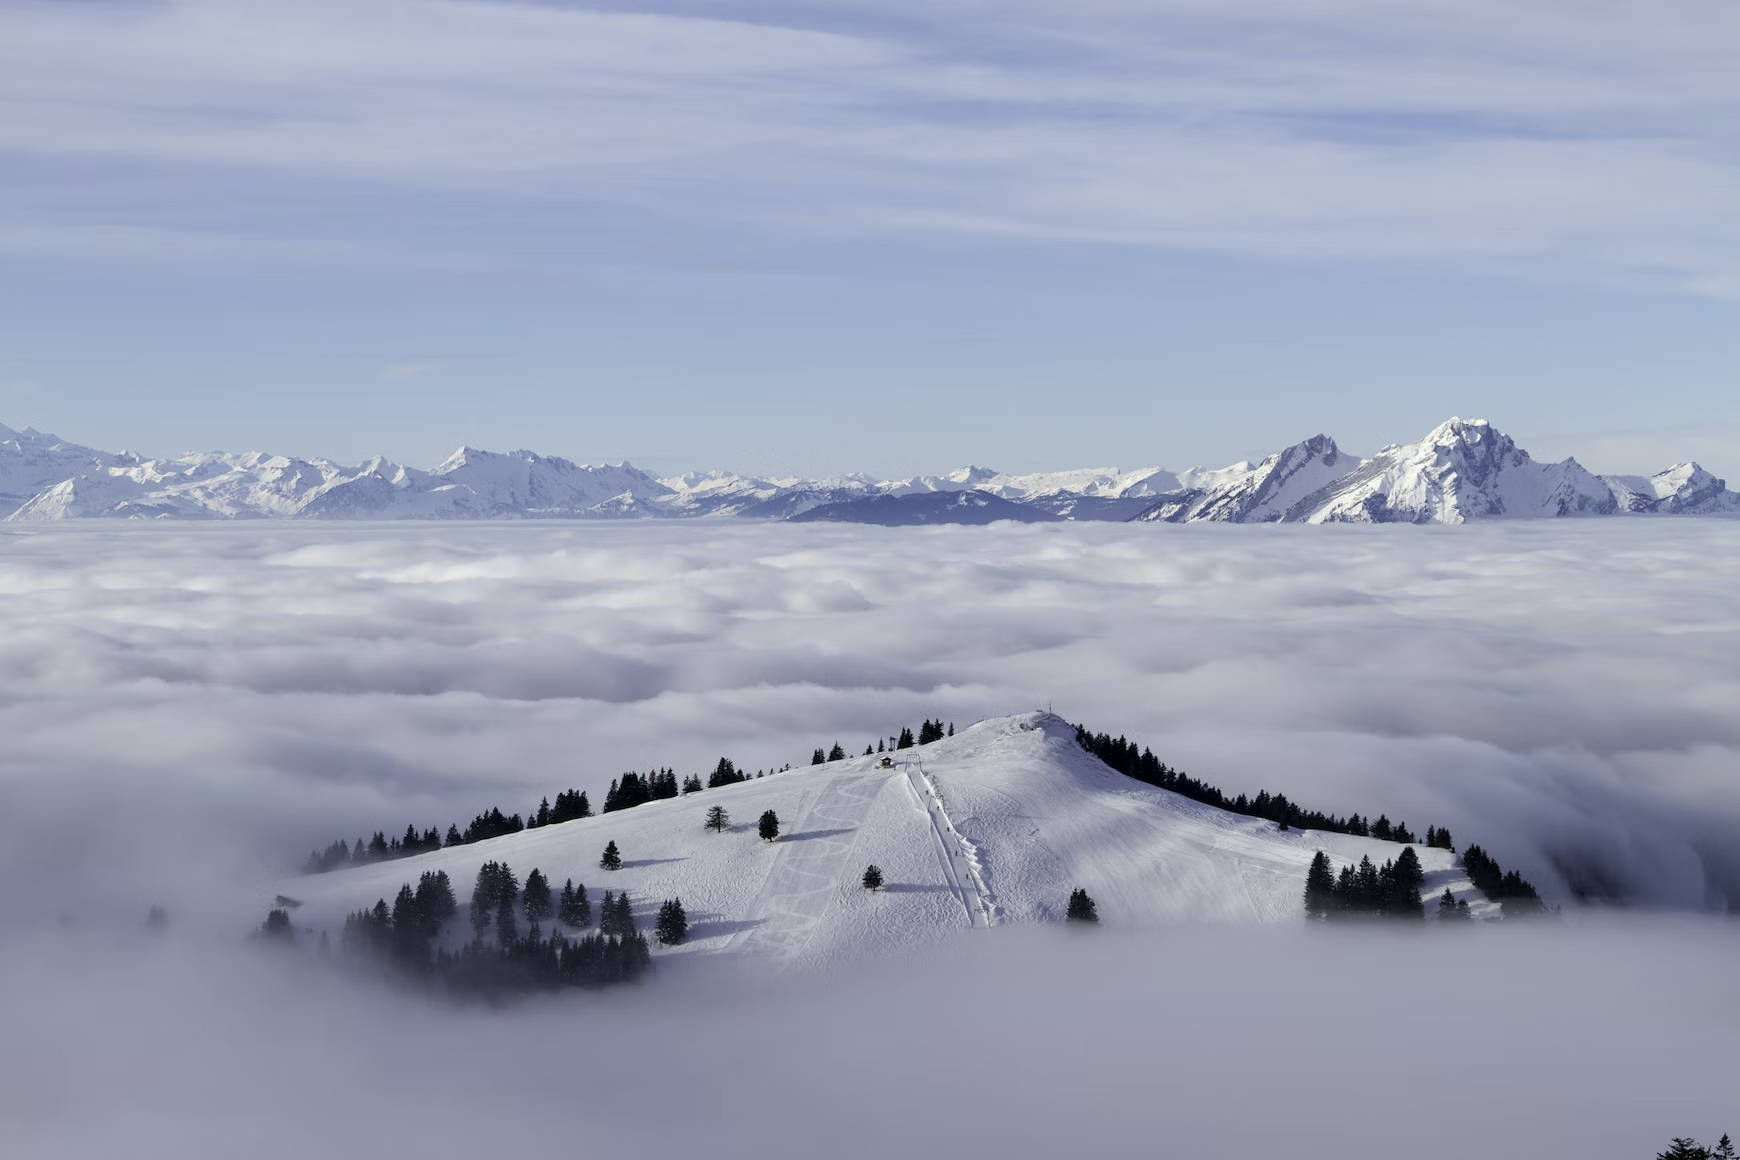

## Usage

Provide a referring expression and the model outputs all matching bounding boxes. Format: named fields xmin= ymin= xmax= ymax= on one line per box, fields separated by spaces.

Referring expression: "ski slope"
xmin=279 ymin=714 xmax=1496 ymax=971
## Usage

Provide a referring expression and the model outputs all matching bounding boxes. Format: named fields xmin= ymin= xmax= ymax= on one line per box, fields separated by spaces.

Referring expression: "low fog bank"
xmin=0 ymin=519 xmax=1738 ymax=922
xmin=2 ymin=920 xmax=1734 ymax=1158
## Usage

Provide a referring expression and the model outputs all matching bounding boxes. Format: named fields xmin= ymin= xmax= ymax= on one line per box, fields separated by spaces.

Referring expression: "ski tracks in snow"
xmin=903 ymin=761 xmax=998 ymax=929
xmin=730 ymin=772 xmax=881 ymax=961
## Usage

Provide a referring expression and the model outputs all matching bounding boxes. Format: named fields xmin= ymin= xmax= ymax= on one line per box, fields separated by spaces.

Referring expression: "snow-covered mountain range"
xmin=1 ymin=417 xmax=1734 ymax=524
xmin=279 ymin=714 xmax=1496 ymax=971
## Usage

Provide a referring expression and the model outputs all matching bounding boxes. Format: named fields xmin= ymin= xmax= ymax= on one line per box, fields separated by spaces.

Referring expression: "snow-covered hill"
xmin=278 ymin=714 xmax=1492 ymax=972
xmin=3 ymin=417 xmax=1734 ymax=523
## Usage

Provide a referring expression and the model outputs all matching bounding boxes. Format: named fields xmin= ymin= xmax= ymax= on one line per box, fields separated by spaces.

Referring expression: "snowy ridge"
xmin=2 ymin=417 xmax=1735 ymax=522
xmin=278 ymin=714 xmax=1492 ymax=972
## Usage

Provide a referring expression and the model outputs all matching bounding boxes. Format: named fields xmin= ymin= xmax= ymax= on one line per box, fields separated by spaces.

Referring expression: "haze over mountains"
xmin=1 ymin=417 xmax=1734 ymax=524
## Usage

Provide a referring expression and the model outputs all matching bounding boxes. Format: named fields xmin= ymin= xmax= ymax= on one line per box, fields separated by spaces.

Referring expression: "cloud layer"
xmin=2 ymin=518 xmax=1738 ymax=919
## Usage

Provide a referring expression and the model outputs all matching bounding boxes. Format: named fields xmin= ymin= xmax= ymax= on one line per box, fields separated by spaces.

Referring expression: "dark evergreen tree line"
xmin=1460 ymin=845 xmax=1544 ymax=915
xmin=603 ymin=770 xmax=678 ymax=813
xmin=1072 ymin=722 xmax=1548 ymax=908
xmin=1303 ymin=848 xmax=1425 ymax=921
xmin=916 ymin=719 xmax=949 ymax=744
xmin=334 ymin=861 xmax=649 ymax=994
xmin=534 ymin=789 xmax=593 ymax=826
xmin=707 ymin=758 xmax=747 ymax=788
xmin=1654 ymin=1134 xmax=1736 ymax=1160
xmin=341 ymin=869 xmax=456 ymax=966
xmin=1075 ymin=723 xmax=1436 ymax=842
xmin=302 ymin=790 xmax=597 ymax=875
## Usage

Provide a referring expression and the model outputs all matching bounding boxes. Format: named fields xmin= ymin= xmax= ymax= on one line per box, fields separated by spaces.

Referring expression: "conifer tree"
xmin=523 ymin=868 xmax=553 ymax=922
xmin=1712 ymin=1135 xmax=1736 ymax=1160
xmin=864 ymin=745 xmax=874 ymax=756
xmin=862 ymin=864 xmax=883 ymax=890
xmin=600 ymin=840 xmax=622 ymax=871
xmin=877 ymin=739 xmax=885 ymax=753
xmin=599 ymin=890 xmax=621 ymax=937
xmin=948 ymin=723 xmax=954 ymax=736
xmin=827 ymin=742 xmax=845 ymax=761
xmin=470 ymin=861 xmax=497 ymax=934
xmin=1657 ymin=1139 xmax=1714 ymax=1160
xmin=613 ymin=892 xmax=636 ymax=937
xmin=415 ymin=870 xmax=456 ymax=937
xmin=1066 ymin=888 xmax=1099 ymax=924
xmin=705 ymin=805 xmax=730 ymax=833
xmin=495 ymin=893 xmax=517 ymax=946
xmin=558 ymin=878 xmax=593 ymax=927
xmin=1389 ymin=846 xmax=1425 ymax=918
xmin=655 ymin=898 xmax=688 ymax=946
xmin=259 ymin=908 xmax=294 ymax=942
xmin=1303 ymin=851 xmax=1336 ymax=920
xmin=759 ymin=809 xmax=780 ymax=842
xmin=896 ymin=727 xmax=914 ymax=749
xmin=811 ymin=748 xmax=825 ymax=765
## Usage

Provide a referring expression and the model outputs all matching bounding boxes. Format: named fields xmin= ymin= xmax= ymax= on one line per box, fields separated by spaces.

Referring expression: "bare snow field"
xmin=2 ymin=518 xmax=1738 ymax=1157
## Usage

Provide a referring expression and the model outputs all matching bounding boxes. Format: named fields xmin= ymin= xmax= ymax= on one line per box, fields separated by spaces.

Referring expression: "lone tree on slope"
xmin=758 ymin=809 xmax=780 ymax=842
xmin=1066 ymin=888 xmax=1099 ymax=924
xmin=705 ymin=805 xmax=730 ymax=833
xmin=655 ymin=898 xmax=688 ymax=946
xmin=600 ymin=840 xmax=623 ymax=871
xmin=862 ymin=864 xmax=884 ymax=891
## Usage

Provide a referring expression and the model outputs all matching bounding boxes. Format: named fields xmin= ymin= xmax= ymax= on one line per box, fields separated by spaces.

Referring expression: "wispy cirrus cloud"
xmin=2 ymin=0 xmax=1739 ymax=290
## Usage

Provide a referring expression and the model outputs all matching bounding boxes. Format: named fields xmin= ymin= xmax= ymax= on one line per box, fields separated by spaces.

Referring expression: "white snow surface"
xmin=282 ymin=713 xmax=1484 ymax=972
xmin=3 ymin=416 xmax=1735 ymax=521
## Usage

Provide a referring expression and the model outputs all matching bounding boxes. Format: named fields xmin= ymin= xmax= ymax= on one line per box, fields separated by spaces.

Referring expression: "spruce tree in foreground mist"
xmin=559 ymin=879 xmax=591 ymax=928
xmin=1303 ymin=851 xmax=1336 ymax=920
xmin=600 ymin=840 xmax=622 ymax=871
xmin=259 ymin=909 xmax=294 ymax=942
xmin=862 ymin=864 xmax=883 ymax=890
xmin=759 ymin=809 xmax=780 ymax=842
xmin=655 ymin=898 xmax=688 ymax=945
xmin=1066 ymin=888 xmax=1099 ymax=924
xmin=599 ymin=892 xmax=636 ymax=938
xmin=705 ymin=805 xmax=730 ymax=833
xmin=522 ymin=869 xmax=553 ymax=922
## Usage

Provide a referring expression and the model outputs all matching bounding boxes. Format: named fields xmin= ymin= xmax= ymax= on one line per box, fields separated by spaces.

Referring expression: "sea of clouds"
xmin=1 ymin=519 xmax=1736 ymax=1156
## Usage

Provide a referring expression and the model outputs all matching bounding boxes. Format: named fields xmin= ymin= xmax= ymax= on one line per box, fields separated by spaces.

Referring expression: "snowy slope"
xmin=1284 ymin=419 xmax=1617 ymax=524
xmin=277 ymin=714 xmax=1492 ymax=973
xmin=1604 ymin=463 xmax=1740 ymax=515
xmin=0 ymin=424 xmax=142 ymax=511
xmin=1135 ymin=435 xmax=1356 ymax=523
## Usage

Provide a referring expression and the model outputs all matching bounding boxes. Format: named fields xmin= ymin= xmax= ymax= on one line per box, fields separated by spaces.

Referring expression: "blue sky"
xmin=3 ymin=0 xmax=1738 ymax=479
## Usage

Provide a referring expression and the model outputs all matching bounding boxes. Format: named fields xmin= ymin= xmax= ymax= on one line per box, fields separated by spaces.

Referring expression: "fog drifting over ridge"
xmin=1 ymin=518 xmax=1736 ymax=920
xmin=3 ymin=519 xmax=1738 ymax=1157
